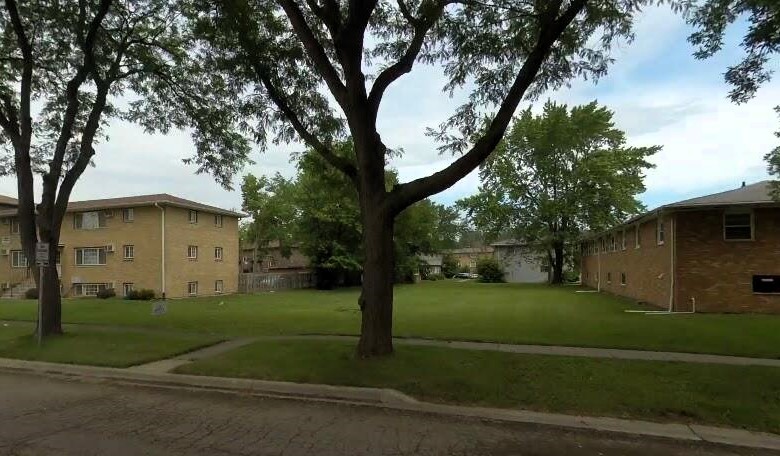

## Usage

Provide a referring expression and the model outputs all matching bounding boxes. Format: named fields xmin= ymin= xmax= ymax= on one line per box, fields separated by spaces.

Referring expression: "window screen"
xmin=724 ymin=213 xmax=752 ymax=240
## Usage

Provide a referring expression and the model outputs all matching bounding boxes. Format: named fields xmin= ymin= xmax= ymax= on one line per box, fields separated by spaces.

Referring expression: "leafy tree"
xmin=441 ymin=254 xmax=458 ymax=278
xmin=459 ymin=101 xmax=659 ymax=284
xmin=684 ymin=1 xmax=780 ymax=195
xmin=0 ymin=0 xmax=249 ymax=336
xmin=197 ymin=0 xmax=662 ymax=357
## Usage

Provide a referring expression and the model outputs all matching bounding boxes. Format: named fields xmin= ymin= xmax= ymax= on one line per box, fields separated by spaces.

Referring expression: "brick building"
xmin=0 ymin=194 xmax=241 ymax=298
xmin=580 ymin=181 xmax=780 ymax=313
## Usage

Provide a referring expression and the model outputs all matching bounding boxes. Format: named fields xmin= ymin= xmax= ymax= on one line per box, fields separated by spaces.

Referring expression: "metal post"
xmin=37 ymin=264 xmax=43 ymax=346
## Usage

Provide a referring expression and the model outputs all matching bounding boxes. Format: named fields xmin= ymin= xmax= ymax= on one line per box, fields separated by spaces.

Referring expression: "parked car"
xmin=454 ymin=272 xmax=478 ymax=279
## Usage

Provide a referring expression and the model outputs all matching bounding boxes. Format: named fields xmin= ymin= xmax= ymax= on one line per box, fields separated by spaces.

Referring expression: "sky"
xmin=0 ymin=4 xmax=777 ymax=213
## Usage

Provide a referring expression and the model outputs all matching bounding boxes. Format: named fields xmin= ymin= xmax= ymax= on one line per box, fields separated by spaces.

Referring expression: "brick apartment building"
xmin=0 ymin=194 xmax=241 ymax=298
xmin=580 ymin=181 xmax=780 ymax=313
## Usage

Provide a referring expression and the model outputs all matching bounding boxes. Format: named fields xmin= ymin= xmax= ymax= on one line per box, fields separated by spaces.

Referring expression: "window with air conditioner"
xmin=724 ymin=211 xmax=753 ymax=241
xmin=75 ymin=247 xmax=107 ymax=265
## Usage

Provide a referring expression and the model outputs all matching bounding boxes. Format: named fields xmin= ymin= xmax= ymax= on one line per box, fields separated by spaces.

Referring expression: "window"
xmin=188 ymin=281 xmax=198 ymax=295
xmin=188 ymin=210 xmax=198 ymax=224
xmin=123 ymin=208 xmax=134 ymax=222
xmin=657 ymin=218 xmax=665 ymax=245
xmin=635 ymin=224 xmax=641 ymax=249
xmin=621 ymin=229 xmax=627 ymax=251
xmin=609 ymin=235 xmax=616 ymax=252
xmin=607 ymin=272 xmax=612 ymax=284
xmin=724 ymin=211 xmax=753 ymax=241
xmin=73 ymin=211 xmax=107 ymax=230
xmin=122 ymin=283 xmax=134 ymax=296
xmin=215 ymin=280 xmax=224 ymax=293
xmin=214 ymin=214 xmax=223 ymax=227
xmin=266 ymin=255 xmax=276 ymax=268
xmin=214 ymin=247 xmax=223 ymax=261
xmin=10 ymin=250 xmax=27 ymax=268
xmin=10 ymin=219 xmax=19 ymax=234
xmin=75 ymin=247 xmax=107 ymax=266
xmin=75 ymin=283 xmax=107 ymax=296
xmin=187 ymin=245 xmax=198 ymax=259
xmin=621 ymin=272 xmax=626 ymax=286
xmin=123 ymin=245 xmax=134 ymax=260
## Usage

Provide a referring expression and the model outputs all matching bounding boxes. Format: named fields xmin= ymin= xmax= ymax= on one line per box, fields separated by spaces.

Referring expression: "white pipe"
xmin=154 ymin=203 xmax=166 ymax=299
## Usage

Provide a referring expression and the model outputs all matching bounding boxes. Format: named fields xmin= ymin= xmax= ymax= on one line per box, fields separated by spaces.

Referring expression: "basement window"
xmin=607 ymin=272 xmax=612 ymax=284
xmin=724 ymin=211 xmax=753 ymax=241
xmin=621 ymin=272 xmax=626 ymax=286
xmin=753 ymin=275 xmax=780 ymax=294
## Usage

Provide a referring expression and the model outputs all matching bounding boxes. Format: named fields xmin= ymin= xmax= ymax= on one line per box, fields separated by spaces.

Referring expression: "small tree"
xmin=476 ymin=258 xmax=504 ymax=283
xmin=459 ymin=101 xmax=659 ymax=284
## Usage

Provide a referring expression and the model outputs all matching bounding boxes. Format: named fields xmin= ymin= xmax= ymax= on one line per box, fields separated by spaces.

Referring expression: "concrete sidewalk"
xmin=0 ymin=356 xmax=778 ymax=452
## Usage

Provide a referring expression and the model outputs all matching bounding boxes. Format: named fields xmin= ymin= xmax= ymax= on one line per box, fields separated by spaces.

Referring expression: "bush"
xmin=426 ymin=273 xmax=445 ymax=281
xmin=125 ymin=288 xmax=155 ymax=300
xmin=441 ymin=254 xmax=459 ymax=278
xmin=476 ymin=258 xmax=505 ymax=283
xmin=24 ymin=288 xmax=38 ymax=299
xmin=96 ymin=288 xmax=116 ymax=299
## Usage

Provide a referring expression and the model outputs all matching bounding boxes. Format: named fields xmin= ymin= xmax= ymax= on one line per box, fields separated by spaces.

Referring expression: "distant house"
xmin=491 ymin=240 xmax=549 ymax=283
xmin=240 ymin=240 xmax=310 ymax=274
xmin=580 ymin=181 xmax=780 ymax=313
xmin=444 ymin=246 xmax=494 ymax=273
xmin=418 ymin=254 xmax=443 ymax=276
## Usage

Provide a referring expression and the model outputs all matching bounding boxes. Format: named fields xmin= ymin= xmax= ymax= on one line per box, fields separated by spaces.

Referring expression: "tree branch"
xmin=386 ymin=0 xmax=587 ymax=214
xmin=304 ymin=0 xmax=341 ymax=35
xmin=252 ymin=63 xmax=358 ymax=184
xmin=5 ymin=0 xmax=34 ymax=146
xmin=277 ymin=0 xmax=348 ymax=107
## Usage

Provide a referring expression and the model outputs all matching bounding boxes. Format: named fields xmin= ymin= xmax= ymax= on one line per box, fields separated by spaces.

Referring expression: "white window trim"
xmin=122 ymin=283 xmax=134 ymax=296
xmin=214 ymin=247 xmax=223 ymax=261
xmin=188 ymin=210 xmax=198 ymax=224
xmin=123 ymin=245 xmax=134 ymax=260
xmin=187 ymin=245 xmax=198 ymax=259
xmin=657 ymin=218 xmax=665 ymax=246
xmin=10 ymin=250 xmax=28 ymax=268
xmin=214 ymin=214 xmax=223 ymax=227
xmin=215 ymin=280 xmax=224 ymax=293
xmin=723 ymin=209 xmax=755 ymax=242
xmin=188 ymin=281 xmax=198 ymax=296
xmin=75 ymin=247 xmax=107 ymax=266
xmin=123 ymin=208 xmax=134 ymax=222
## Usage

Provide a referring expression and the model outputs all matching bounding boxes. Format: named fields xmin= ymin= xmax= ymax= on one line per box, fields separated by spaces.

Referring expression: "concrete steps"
xmin=1 ymin=278 xmax=35 ymax=299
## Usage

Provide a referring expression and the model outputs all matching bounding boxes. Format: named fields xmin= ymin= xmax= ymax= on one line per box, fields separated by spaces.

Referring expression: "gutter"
xmin=154 ymin=203 xmax=166 ymax=299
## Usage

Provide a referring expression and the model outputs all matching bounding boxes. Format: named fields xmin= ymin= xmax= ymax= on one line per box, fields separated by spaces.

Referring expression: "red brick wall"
xmin=581 ymin=216 xmax=672 ymax=309
xmin=675 ymin=208 xmax=780 ymax=313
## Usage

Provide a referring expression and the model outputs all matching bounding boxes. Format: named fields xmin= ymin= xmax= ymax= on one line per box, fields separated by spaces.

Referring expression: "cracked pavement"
xmin=0 ymin=372 xmax=774 ymax=456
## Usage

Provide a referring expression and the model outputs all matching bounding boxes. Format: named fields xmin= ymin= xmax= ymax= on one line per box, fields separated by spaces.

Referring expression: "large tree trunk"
xmin=36 ymin=227 xmax=63 ymax=336
xmin=356 ymin=209 xmax=395 ymax=358
xmin=551 ymin=242 xmax=565 ymax=285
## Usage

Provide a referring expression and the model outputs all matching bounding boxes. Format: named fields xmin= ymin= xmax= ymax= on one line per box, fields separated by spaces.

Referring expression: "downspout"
xmin=668 ymin=213 xmax=675 ymax=312
xmin=154 ymin=203 xmax=166 ymax=299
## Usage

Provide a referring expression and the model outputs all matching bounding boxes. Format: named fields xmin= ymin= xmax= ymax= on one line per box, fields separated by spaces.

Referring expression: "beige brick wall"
xmin=163 ymin=206 xmax=239 ymax=298
xmin=0 ymin=217 xmax=30 ymax=286
xmin=675 ymin=208 xmax=780 ymax=313
xmin=581 ymin=215 xmax=673 ymax=309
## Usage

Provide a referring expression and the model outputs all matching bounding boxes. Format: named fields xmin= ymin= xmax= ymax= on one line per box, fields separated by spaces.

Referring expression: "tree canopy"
xmin=458 ymin=101 xmax=659 ymax=283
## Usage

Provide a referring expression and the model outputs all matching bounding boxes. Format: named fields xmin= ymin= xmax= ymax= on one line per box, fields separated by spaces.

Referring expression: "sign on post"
xmin=152 ymin=300 xmax=167 ymax=316
xmin=35 ymin=242 xmax=49 ymax=266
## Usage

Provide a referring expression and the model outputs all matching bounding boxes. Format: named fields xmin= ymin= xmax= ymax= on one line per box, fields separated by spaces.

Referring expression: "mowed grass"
xmin=1 ymin=281 xmax=779 ymax=357
xmin=176 ymin=339 xmax=780 ymax=433
xmin=0 ymin=321 xmax=222 ymax=367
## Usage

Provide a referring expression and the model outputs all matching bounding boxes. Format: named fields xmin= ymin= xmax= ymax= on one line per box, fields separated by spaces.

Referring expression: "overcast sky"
xmin=0 ymin=4 xmax=777 ymax=213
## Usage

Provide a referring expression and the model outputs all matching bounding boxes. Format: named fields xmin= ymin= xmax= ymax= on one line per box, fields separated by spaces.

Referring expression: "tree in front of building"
xmin=0 ymin=0 xmax=249 ymax=336
xmin=458 ymin=101 xmax=659 ymax=284
xmin=441 ymin=254 xmax=459 ymax=278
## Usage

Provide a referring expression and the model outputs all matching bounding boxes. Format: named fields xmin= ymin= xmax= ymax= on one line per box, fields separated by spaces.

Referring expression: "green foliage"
xmin=425 ymin=273 xmax=445 ymax=281
xmin=24 ymin=288 xmax=37 ymax=300
xmin=766 ymin=107 xmax=780 ymax=200
xmin=125 ymin=289 xmax=155 ymax=301
xmin=476 ymin=258 xmax=505 ymax=283
xmin=96 ymin=288 xmax=116 ymax=299
xmin=441 ymin=254 xmax=459 ymax=278
xmin=459 ymin=101 xmax=658 ymax=280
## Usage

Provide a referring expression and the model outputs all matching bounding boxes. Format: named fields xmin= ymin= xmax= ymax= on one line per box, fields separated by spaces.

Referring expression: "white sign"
xmin=152 ymin=301 xmax=167 ymax=316
xmin=35 ymin=242 xmax=49 ymax=266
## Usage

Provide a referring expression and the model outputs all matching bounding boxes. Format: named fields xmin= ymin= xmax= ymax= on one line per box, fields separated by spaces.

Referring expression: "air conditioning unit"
xmin=105 ymin=243 xmax=115 ymax=253
xmin=0 ymin=249 xmax=9 ymax=256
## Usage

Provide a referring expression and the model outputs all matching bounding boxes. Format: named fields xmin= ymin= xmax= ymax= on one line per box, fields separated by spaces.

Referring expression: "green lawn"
xmin=0 ymin=321 xmax=222 ymax=367
xmin=176 ymin=339 xmax=780 ymax=433
xmin=1 ymin=281 xmax=779 ymax=357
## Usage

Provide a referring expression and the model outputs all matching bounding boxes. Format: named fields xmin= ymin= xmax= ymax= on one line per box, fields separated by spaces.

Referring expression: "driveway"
xmin=0 ymin=372 xmax=771 ymax=456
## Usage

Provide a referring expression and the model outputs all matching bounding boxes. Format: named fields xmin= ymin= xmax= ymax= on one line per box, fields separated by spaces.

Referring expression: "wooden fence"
xmin=239 ymin=271 xmax=315 ymax=293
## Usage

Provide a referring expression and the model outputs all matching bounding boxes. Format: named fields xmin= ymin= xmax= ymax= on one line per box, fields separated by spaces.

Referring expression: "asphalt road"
xmin=0 ymin=372 xmax=774 ymax=456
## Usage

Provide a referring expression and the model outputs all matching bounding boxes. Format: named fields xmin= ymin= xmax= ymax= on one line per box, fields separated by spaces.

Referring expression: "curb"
xmin=1 ymin=357 xmax=779 ymax=451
